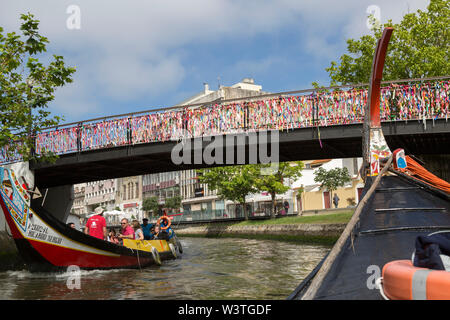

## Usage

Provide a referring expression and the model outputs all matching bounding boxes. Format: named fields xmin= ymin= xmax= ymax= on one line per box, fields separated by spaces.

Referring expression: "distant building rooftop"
xmin=177 ymin=78 xmax=268 ymax=106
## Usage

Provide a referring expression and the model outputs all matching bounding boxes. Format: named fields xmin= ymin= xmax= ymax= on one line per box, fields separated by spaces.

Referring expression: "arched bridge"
xmin=3 ymin=78 xmax=449 ymax=188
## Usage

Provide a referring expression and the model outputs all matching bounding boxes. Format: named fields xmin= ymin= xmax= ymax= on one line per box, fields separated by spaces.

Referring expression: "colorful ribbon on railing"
xmin=2 ymin=80 xmax=449 ymax=161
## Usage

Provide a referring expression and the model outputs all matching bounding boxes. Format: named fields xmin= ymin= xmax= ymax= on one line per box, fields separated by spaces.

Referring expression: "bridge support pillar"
xmin=32 ymin=184 xmax=75 ymax=224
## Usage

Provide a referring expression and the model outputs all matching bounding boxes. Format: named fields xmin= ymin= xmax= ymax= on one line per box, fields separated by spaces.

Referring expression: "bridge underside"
xmin=31 ymin=119 xmax=450 ymax=188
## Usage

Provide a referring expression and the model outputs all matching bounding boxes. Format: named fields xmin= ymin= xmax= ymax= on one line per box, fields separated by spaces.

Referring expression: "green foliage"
xmin=314 ymin=167 xmax=351 ymax=195
xmin=0 ymin=13 xmax=76 ymax=162
xmin=142 ymin=196 xmax=159 ymax=216
xmin=197 ymin=166 xmax=257 ymax=220
xmin=254 ymin=161 xmax=304 ymax=218
xmin=165 ymin=195 xmax=182 ymax=211
xmin=199 ymin=162 xmax=304 ymax=219
xmin=326 ymin=0 xmax=449 ymax=85
xmin=236 ymin=211 xmax=354 ymax=226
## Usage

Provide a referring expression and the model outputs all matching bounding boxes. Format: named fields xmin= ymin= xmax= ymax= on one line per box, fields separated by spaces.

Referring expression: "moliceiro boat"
xmin=0 ymin=167 xmax=181 ymax=271
xmin=290 ymin=27 xmax=450 ymax=300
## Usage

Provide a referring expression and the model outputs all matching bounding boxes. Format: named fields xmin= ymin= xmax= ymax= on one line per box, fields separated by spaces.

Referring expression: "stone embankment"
xmin=0 ymin=230 xmax=24 ymax=270
xmin=175 ymin=223 xmax=346 ymax=238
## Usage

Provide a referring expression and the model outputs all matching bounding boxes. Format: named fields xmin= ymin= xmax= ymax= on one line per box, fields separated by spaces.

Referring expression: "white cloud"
xmin=228 ymin=56 xmax=285 ymax=79
xmin=341 ymin=0 xmax=429 ymax=40
xmin=49 ymin=72 xmax=103 ymax=120
xmin=0 ymin=0 xmax=432 ymax=120
xmin=96 ymin=53 xmax=185 ymax=100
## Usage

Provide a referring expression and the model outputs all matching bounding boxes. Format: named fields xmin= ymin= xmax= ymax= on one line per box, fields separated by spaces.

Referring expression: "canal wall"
xmin=175 ymin=223 xmax=346 ymax=239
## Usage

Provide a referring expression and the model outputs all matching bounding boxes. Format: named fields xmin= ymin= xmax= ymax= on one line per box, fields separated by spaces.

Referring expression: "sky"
xmin=0 ymin=0 xmax=430 ymax=124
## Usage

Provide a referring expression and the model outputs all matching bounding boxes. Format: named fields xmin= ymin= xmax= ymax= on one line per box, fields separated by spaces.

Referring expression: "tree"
xmin=0 ymin=13 xmax=76 ymax=162
xmin=296 ymin=185 xmax=304 ymax=214
xmin=326 ymin=0 xmax=449 ymax=85
xmin=197 ymin=166 xmax=258 ymax=220
xmin=142 ymin=196 xmax=159 ymax=217
xmin=165 ymin=195 xmax=182 ymax=213
xmin=254 ymin=161 xmax=304 ymax=219
xmin=314 ymin=167 xmax=351 ymax=208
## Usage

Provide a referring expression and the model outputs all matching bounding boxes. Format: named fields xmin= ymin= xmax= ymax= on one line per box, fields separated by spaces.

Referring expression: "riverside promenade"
xmin=174 ymin=210 xmax=352 ymax=244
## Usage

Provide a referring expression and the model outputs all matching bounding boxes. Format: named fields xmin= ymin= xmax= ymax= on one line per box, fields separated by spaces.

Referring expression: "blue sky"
xmin=1 ymin=0 xmax=429 ymax=124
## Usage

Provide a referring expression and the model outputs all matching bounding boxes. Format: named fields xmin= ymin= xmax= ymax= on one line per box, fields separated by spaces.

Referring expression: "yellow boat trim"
xmin=123 ymin=239 xmax=170 ymax=253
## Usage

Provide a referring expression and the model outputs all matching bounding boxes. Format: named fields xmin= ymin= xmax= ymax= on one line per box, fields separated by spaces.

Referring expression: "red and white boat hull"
xmin=0 ymin=168 xmax=173 ymax=271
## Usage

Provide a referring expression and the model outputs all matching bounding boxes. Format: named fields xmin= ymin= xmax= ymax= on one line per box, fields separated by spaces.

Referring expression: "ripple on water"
xmin=0 ymin=238 xmax=329 ymax=299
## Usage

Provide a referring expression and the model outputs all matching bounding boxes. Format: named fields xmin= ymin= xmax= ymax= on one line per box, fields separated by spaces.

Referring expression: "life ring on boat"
xmin=378 ymin=260 xmax=450 ymax=300
xmin=157 ymin=216 xmax=171 ymax=230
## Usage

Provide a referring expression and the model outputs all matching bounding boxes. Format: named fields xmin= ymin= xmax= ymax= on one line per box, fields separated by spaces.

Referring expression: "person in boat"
xmin=67 ymin=222 xmax=76 ymax=229
xmin=84 ymin=207 xmax=107 ymax=240
xmin=141 ymin=218 xmax=153 ymax=240
xmin=157 ymin=211 xmax=174 ymax=240
xmin=118 ymin=218 xmax=135 ymax=241
xmin=131 ymin=220 xmax=144 ymax=241
xmin=108 ymin=229 xmax=120 ymax=244
xmin=151 ymin=225 xmax=160 ymax=240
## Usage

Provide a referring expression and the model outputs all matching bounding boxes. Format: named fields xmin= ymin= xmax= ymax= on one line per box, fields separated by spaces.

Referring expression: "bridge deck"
xmin=31 ymin=120 xmax=450 ymax=188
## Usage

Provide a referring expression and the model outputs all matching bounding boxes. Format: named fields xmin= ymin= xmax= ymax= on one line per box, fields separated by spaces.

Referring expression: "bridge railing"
xmin=1 ymin=78 xmax=449 ymax=164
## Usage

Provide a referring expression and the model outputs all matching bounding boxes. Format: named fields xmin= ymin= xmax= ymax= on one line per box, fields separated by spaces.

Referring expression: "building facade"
xmin=292 ymin=158 xmax=364 ymax=213
xmin=72 ymin=183 xmax=87 ymax=216
xmin=116 ymin=176 xmax=143 ymax=221
xmin=174 ymin=78 xmax=268 ymax=220
xmin=85 ymin=179 xmax=117 ymax=213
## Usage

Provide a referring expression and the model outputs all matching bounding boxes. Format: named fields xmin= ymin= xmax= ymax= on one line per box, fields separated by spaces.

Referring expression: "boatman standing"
xmin=85 ymin=207 xmax=108 ymax=240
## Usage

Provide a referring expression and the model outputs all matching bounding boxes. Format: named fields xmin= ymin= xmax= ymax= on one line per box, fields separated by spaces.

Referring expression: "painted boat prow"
xmin=0 ymin=168 xmax=178 ymax=271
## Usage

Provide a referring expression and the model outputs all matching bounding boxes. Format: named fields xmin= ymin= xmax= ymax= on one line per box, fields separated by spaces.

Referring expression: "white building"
xmin=84 ymin=179 xmax=117 ymax=213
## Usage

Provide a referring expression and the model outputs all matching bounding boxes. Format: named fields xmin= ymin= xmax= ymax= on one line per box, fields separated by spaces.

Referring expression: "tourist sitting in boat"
xmin=141 ymin=218 xmax=153 ymax=240
xmin=118 ymin=218 xmax=135 ymax=241
xmin=108 ymin=229 xmax=120 ymax=244
xmin=84 ymin=207 xmax=107 ymax=240
xmin=131 ymin=220 xmax=144 ymax=241
xmin=151 ymin=225 xmax=160 ymax=240
xmin=157 ymin=213 xmax=174 ymax=240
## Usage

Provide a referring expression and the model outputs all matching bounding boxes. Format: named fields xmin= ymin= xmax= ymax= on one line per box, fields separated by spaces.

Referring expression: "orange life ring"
xmin=157 ymin=216 xmax=171 ymax=230
xmin=380 ymin=260 xmax=450 ymax=300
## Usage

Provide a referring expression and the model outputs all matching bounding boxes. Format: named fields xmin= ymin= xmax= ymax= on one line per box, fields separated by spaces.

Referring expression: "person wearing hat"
xmin=84 ymin=206 xmax=107 ymax=240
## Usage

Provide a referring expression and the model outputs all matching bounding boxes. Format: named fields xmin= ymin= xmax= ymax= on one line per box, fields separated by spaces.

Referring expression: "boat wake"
xmin=5 ymin=267 xmax=123 ymax=279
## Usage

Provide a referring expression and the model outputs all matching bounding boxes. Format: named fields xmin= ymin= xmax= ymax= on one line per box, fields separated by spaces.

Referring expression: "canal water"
xmin=0 ymin=237 xmax=329 ymax=300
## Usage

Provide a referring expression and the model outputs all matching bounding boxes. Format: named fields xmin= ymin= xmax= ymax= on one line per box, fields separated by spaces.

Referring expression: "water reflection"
xmin=0 ymin=238 xmax=329 ymax=300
